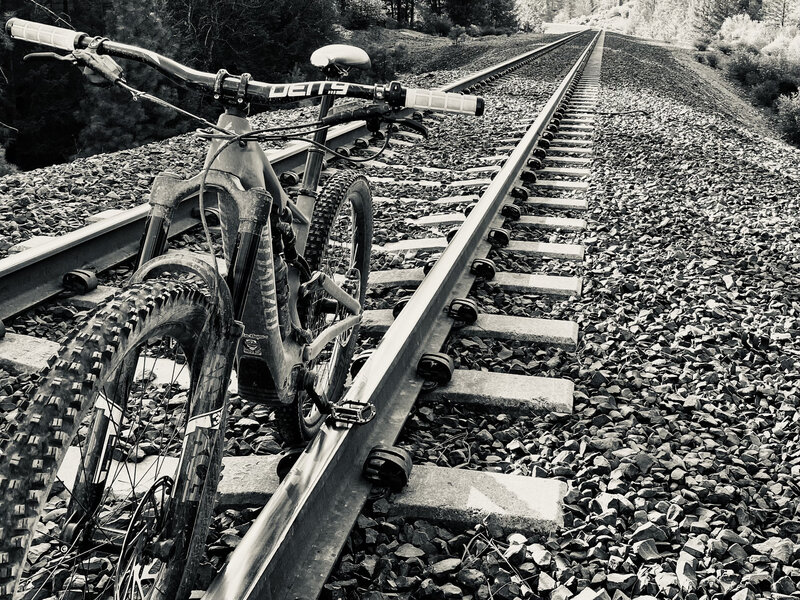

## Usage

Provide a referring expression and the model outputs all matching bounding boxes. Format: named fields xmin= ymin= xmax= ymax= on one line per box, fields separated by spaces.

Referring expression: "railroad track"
xmin=0 ymin=29 xmax=604 ymax=600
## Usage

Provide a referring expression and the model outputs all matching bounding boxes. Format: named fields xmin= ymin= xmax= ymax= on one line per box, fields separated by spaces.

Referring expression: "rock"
xmin=538 ymin=571 xmax=556 ymax=592
xmin=507 ymin=532 xmax=528 ymax=545
xmin=752 ymin=537 xmax=795 ymax=564
xmin=633 ymin=539 xmax=662 ymax=561
xmin=395 ymin=543 xmax=425 ymax=558
xmin=357 ymin=556 xmax=377 ymax=578
xmin=607 ymin=573 xmax=637 ymax=590
xmin=440 ymin=583 xmax=463 ymax=598
xmin=573 ymin=587 xmax=611 ymax=600
xmin=633 ymin=453 xmax=656 ymax=473
xmin=731 ymin=589 xmax=755 ymax=600
xmin=528 ymin=543 xmax=553 ymax=567
xmin=430 ymin=558 xmax=461 ymax=576
xmin=504 ymin=543 xmax=527 ymax=565
xmin=551 ymin=585 xmax=575 ymax=600
xmin=456 ymin=568 xmax=486 ymax=589
xmin=726 ymin=543 xmax=748 ymax=563
xmin=676 ymin=556 xmax=698 ymax=592
xmin=773 ymin=576 xmax=796 ymax=595
xmin=419 ymin=578 xmax=443 ymax=599
xmin=681 ymin=538 xmax=705 ymax=559
xmin=717 ymin=529 xmax=748 ymax=546
xmin=629 ymin=522 xmax=668 ymax=543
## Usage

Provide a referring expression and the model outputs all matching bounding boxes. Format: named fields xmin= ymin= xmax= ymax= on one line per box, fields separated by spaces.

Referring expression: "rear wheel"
xmin=274 ymin=170 xmax=372 ymax=444
xmin=0 ymin=280 xmax=228 ymax=600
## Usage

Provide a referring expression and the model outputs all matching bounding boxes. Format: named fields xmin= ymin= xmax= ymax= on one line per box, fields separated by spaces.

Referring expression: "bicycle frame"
xmin=132 ymin=101 xmax=361 ymax=406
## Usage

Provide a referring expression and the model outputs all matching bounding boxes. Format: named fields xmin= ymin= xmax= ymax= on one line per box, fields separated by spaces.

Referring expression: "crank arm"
xmin=299 ymin=271 xmax=361 ymax=315
xmin=302 ymin=314 xmax=361 ymax=361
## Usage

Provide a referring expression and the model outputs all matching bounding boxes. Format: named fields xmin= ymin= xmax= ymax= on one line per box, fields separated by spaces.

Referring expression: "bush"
xmin=466 ymin=24 xmax=481 ymax=37
xmin=421 ymin=11 xmax=453 ymax=36
xmin=416 ymin=4 xmax=453 ymax=36
xmin=716 ymin=42 xmax=733 ymax=55
xmin=718 ymin=14 xmax=776 ymax=50
xmin=694 ymin=36 xmax=710 ymax=51
xmin=727 ymin=50 xmax=760 ymax=83
xmin=0 ymin=148 xmax=16 ymax=177
xmin=695 ymin=52 xmax=706 ymax=63
xmin=777 ymin=92 xmax=800 ymax=144
xmin=448 ymin=25 xmax=467 ymax=44
xmin=706 ymin=52 xmax=719 ymax=68
xmin=751 ymin=79 xmax=781 ymax=105
xmin=342 ymin=0 xmax=387 ymax=29
xmin=357 ymin=43 xmax=410 ymax=81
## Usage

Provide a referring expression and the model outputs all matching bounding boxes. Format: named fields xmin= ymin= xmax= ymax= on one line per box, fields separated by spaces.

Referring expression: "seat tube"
xmin=300 ymin=92 xmax=336 ymax=194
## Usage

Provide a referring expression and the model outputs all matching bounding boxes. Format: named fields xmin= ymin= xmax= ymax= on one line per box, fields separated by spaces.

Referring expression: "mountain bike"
xmin=0 ymin=17 xmax=483 ymax=600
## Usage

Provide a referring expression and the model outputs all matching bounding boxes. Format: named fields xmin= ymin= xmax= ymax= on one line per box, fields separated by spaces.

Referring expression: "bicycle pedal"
xmin=330 ymin=401 xmax=376 ymax=426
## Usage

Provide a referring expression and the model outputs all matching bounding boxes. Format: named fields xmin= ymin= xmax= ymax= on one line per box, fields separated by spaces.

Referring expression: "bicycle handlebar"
xmin=5 ymin=17 xmax=484 ymax=116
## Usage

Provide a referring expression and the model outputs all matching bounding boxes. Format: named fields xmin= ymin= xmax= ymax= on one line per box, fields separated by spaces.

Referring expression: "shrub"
xmin=727 ymin=50 xmax=760 ymax=83
xmin=718 ymin=14 xmax=776 ymax=50
xmin=789 ymin=35 xmax=800 ymax=62
xmin=706 ymin=52 xmax=719 ymax=68
xmin=342 ymin=0 xmax=387 ymax=30
xmin=448 ymin=25 xmax=467 ymax=44
xmin=716 ymin=41 xmax=733 ymax=55
xmin=777 ymin=92 xmax=800 ymax=144
xmin=421 ymin=11 xmax=453 ymax=36
xmin=466 ymin=24 xmax=481 ymax=37
xmin=694 ymin=37 xmax=710 ymax=51
xmin=0 ymin=148 xmax=16 ymax=177
xmin=751 ymin=79 xmax=781 ymax=105
xmin=357 ymin=43 xmax=411 ymax=81
xmin=695 ymin=52 xmax=706 ymax=63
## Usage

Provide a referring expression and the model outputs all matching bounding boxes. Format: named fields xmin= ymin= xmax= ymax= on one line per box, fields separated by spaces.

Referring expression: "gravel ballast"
xmin=323 ymin=32 xmax=800 ymax=600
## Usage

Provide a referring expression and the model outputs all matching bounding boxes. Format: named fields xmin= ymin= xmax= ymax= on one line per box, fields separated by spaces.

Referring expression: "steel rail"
xmin=0 ymin=29 xmax=587 ymax=324
xmin=202 ymin=30 xmax=601 ymax=600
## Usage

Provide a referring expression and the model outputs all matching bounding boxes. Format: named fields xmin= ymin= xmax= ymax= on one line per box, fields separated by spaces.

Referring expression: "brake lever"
xmin=72 ymin=49 xmax=125 ymax=87
xmin=389 ymin=116 xmax=428 ymax=139
xmin=23 ymin=51 xmax=76 ymax=63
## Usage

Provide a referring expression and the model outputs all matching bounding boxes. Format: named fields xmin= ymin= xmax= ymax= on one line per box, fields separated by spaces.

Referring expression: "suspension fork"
xmin=136 ymin=173 xmax=183 ymax=267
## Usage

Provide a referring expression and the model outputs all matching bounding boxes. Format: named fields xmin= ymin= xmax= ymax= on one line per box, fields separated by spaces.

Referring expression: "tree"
xmin=1 ymin=0 xmax=106 ymax=169
xmin=515 ymin=0 xmax=546 ymax=30
xmin=693 ymin=0 xmax=752 ymax=34
xmin=761 ymin=0 xmax=800 ymax=25
xmin=385 ymin=0 xmax=416 ymax=25
xmin=486 ymin=0 xmax=518 ymax=27
xmin=444 ymin=0 xmax=517 ymax=27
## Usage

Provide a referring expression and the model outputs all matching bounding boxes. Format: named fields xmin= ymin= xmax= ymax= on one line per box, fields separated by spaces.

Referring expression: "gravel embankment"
xmin=322 ymin=32 xmax=800 ymax=599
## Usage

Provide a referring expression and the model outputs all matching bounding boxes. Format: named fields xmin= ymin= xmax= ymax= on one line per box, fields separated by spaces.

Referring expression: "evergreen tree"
xmin=761 ymin=0 xmax=800 ymax=25
xmin=485 ymin=0 xmax=518 ymax=27
xmin=693 ymin=0 xmax=752 ymax=34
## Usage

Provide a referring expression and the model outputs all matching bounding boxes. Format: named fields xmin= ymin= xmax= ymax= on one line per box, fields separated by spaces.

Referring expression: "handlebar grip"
xmin=5 ymin=18 xmax=84 ymax=51
xmin=404 ymin=89 xmax=484 ymax=116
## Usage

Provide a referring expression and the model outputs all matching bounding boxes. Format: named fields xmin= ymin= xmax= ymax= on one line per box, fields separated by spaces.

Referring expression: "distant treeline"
xmin=0 ymin=0 xmax=520 ymax=171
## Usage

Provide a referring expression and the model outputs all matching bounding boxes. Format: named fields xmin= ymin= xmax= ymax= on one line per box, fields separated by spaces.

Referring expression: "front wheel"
xmin=274 ymin=170 xmax=373 ymax=444
xmin=0 ymin=279 xmax=229 ymax=600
